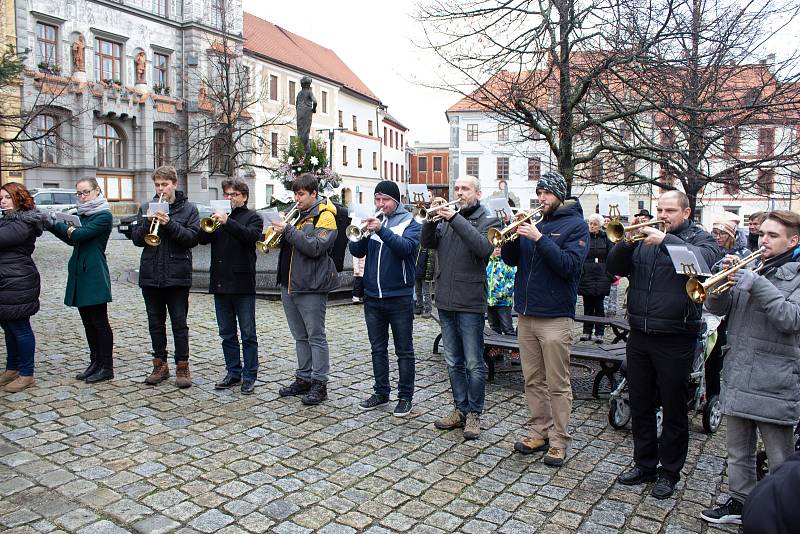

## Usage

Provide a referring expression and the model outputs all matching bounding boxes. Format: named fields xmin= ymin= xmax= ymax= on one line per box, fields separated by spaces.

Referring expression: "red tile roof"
xmin=243 ymin=12 xmax=381 ymax=104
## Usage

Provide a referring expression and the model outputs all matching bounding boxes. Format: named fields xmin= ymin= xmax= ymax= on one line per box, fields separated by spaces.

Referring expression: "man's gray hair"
xmin=458 ymin=175 xmax=481 ymax=192
xmin=588 ymin=213 xmax=605 ymax=226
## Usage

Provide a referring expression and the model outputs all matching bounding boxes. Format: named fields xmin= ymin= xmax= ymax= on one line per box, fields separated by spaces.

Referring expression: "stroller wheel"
xmin=756 ymin=450 xmax=769 ymax=481
xmin=702 ymin=395 xmax=723 ymax=434
xmin=608 ymin=398 xmax=631 ymax=429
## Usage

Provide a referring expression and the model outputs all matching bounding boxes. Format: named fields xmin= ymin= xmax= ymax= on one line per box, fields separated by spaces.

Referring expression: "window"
xmin=36 ymin=22 xmax=58 ymax=67
xmin=269 ymin=75 xmax=278 ymax=101
xmin=401 ymin=165 xmax=404 ymax=179
xmin=723 ymin=206 xmax=740 ymax=216
xmin=590 ymin=160 xmax=603 ymax=181
xmin=623 ymin=158 xmax=635 ymax=181
xmin=358 ymin=148 xmax=362 ymax=168
xmin=528 ymin=157 xmax=541 ymax=181
xmin=497 ymin=124 xmax=509 ymax=141
xmin=352 ymin=115 xmax=357 ymax=132
xmin=321 ymin=90 xmax=327 ymax=113
xmin=368 ymin=120 xmax=373 ymax=136
xmin=400 ymin=134 xmax=404 ymax=147
xmin=94 ymin=124 xmax=125 ymax=168
xmin=723 ymin=169 xmax=740 ymax=195
xmin=394 ymin=131 xmax=398 ymax=148
xmin=433 ymin=156 xmax=443 ymax=173
xmin=757 ymin=168 xmax=774 ymax=194
xmin=153 ymin=128 xmax=168 ymax=168
xmin=724 ymin=128 xmax=740 ymax=158
xmin=467 ymin=124 xmax=478 ymax=141
xmin=418 ymin=156 xmax=428 ymax=172
xmin=342 ymin=145 xmax=348 ymax=166
xmin=338 ymin=110 xmax=343 ymax=128
xmin=759 ymin=128 xmax=775 ymax=157
xmin=466 ymin=157 xmax=479 ymax=178
xmin=373 ymin=152 xmax=377 ymax=170
xmin=270 ymin=132 xmax=279 ymax=158
xmin=95 ymin=38 xmax=122 ymax=82
xmin=210 ymin=0 xmax=224 ymax=28
xmin=389 ymin=130 xmax=394 ymax=148
xmin=390 ymin=163 xmax=394 ymax=180
xmin=156 ymin=0 xmax=168 ymax=17
xmin=288 ymin=80 xmax=296 ymax=105
xmin=97 ymin=173 xmax=134 ymax=201
xmin=153 ymin=53 xmax=169 ymax=89
xmin=694 ymin=208 xmax=704 ymax=225
xmin=395 ymin=163 xmax=399 ymax=181
xmin=384 ymin=161 xmax=387 ymax=178
xmin=496 ymin=157 xmax=509 ymax=181
xmin=37 ymin=115 xmax=57 ymax=164
xmin=241 ymin=65 xmax=250 ymax=96
xmin=383 ymin=127 xmax=387 ymax=145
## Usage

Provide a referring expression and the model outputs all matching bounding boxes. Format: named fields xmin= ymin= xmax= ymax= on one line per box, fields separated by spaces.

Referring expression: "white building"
xmin=379 ymin=112 xmax=408 ymax=196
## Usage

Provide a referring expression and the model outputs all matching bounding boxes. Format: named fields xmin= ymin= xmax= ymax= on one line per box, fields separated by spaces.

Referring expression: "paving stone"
xmin=132 ymin=515 xmax=182 ymax=534
xmin=188 ymin=510 xmax=235 ymax=533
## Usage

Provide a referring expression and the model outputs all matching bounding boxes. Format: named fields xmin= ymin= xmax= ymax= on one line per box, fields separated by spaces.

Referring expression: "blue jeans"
xmin=364 ymin=295 xmax=415 ymax=400
xmin=214 ymin=294 xmax=258 ymax=380
xmin=439 ymin=310 xmax=486 ymax=414
xmin=2 ymin=319 xmax=35 ymax=376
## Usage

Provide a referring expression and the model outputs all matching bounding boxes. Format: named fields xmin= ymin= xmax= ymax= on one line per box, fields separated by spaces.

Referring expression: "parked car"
xmin=30 ymin=188 xmax=78 ymax=212
xmin=117 ymin=204 xmax=213 ymax=239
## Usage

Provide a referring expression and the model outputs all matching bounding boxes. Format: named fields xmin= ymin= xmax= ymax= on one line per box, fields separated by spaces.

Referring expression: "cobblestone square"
xmin=0 ymin=239 xmax=739 ymax=533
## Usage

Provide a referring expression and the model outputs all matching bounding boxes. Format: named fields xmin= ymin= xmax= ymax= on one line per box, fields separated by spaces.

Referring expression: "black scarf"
xmin=759 ymin=248 xmax=796 ymax=278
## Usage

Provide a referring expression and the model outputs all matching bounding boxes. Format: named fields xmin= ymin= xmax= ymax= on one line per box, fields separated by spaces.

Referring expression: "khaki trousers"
xmin=517 ymin=315 xmax=574 ymax=449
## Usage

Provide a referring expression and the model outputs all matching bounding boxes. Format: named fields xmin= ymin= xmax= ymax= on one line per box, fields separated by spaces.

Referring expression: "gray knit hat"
xmin=536 ymin=170 xmax=567 ymax=202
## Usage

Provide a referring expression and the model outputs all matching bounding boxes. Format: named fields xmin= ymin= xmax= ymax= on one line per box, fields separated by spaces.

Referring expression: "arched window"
xmin=94 ymin=124 xmax=125 ymax=168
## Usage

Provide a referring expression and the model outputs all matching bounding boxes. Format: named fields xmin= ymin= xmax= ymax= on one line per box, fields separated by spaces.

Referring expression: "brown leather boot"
xmin=144 ymin=359 xmax=169 ymax=385
xmin=175 ymin=361 xmax=192 ymax=389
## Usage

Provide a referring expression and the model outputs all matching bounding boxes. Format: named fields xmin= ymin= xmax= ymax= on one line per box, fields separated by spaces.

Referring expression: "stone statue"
xmin=295 ymin=76 xmax=317 ymax=154
xmin=71 ymin=34 xmax=85 ymax=73
xmin=135 ymin=51 xmax=147 ymax=84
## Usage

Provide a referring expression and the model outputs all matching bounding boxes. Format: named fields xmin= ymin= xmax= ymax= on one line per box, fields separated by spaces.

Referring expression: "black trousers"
xmin=582 ymin=295 xmax=605 ymax=335
xmin=78 ymin=303 xmax=114 ymax=369
xmin=704 ymin=318 xmax=727 ymax=398
xmin=141 ymin=286 xmax=190 ymax=363
xmin=627 ymin=329 xmax=696 ymax=482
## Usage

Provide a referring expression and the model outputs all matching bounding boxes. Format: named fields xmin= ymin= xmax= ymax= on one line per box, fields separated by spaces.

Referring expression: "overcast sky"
xmin=243 ymin=0 xmax=458 ymax=145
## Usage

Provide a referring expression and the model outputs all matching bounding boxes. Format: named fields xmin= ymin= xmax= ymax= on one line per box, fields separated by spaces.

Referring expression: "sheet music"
xmin=54 ymin=212 xmax=82 ymax=227
xmin=147 ymin=202 xmax=169 ymax=216
xmin=210 ymin=199 xmax=232 ymax=214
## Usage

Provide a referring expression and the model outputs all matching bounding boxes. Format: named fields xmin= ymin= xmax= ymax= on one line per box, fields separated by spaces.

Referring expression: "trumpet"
xmin=487 ymin=207 xmax=544 ymax=247
xmin=144 ymin=193 xmax=165 ymax=247
xmin=200 ymin=216 xmax=221 ymax=233
xmin=607 ymin=219 xmax=666 ymax=243
xmin=256 ymin=203 xmax=300 ymax=252
xmin=346 ymin=210 xmax=385 ymax=242
xmin=685 ymin=247 xmax=765 ymax=304
xmin=412 ymin=200 xmax=461 ymax=224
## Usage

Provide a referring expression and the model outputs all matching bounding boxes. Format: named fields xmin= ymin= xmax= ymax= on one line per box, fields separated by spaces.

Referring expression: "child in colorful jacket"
xmin=486 ymin=247 xmax=517 ymax=334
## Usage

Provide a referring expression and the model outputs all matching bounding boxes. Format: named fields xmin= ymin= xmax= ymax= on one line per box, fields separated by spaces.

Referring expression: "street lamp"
xmin=316 ymin=127 xmax=346 ymax=170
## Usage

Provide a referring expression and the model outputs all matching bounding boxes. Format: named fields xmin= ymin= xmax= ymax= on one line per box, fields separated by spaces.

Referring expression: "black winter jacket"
xmin=132 ymin=191 xmax=200 ymax=288
xmin=578 ymin=230 xmax=614 ymax=297
xmin=0 ymin=210 xmax=43 ymax=321
xmin=607 ymin=219 xmax=722 ymax=335
xmin=198 ymin=206 xmax=263 ymax=294
xmin=743 ymin=450 xmax=800 ymax=534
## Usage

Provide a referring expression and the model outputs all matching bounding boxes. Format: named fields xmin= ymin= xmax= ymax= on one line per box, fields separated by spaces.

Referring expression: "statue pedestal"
xmin=72 ymin=71 xmax=87 ymax=82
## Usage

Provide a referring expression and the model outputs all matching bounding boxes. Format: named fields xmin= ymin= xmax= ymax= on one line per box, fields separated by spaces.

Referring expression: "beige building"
xmin=0 ymin=0 xmax=22 ymax=185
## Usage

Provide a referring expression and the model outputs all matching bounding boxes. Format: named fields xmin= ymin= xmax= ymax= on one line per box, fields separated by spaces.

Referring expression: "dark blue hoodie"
xmin=501 ymin=198 xmax=589 ymax=318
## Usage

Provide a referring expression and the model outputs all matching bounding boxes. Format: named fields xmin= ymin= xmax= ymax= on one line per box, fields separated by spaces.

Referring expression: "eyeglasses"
xmin=223 ymin=192 xmax=242 ymax=198
xmin=75 ymin=189 xmax=95 ymax=197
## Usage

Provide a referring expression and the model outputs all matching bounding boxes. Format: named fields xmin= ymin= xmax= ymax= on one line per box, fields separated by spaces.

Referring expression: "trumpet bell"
xmin=685 ymin=277 xmax=707 ymax=303
xmin=144 ymin=233 xmax=161 ymax=247
xmin=345 ymin=224 xmax=366 ymax=242
xmin=487 ymin=228 xmax=505 ymax=247
xmin=200 ymin=217 xmax=220 ymax=233
xmin=412 ymin=206 xmax=427 ymax=224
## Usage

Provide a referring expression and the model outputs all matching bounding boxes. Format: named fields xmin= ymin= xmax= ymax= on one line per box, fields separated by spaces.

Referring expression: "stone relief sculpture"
xmin=71 ymin=34 xmax=85 ymax=73
xmin=135 ymin=51 xmax=147 ymax=84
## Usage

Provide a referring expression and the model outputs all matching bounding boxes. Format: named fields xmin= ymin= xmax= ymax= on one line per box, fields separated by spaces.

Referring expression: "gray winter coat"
xmin=705 ymin=261 xmax=800 ymax=425
xmin=420 ymin=202 xmax=500 ymax=314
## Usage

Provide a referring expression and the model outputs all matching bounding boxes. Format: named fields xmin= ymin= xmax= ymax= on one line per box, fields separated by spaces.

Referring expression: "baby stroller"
xmin=608 ymin=314 xmax=723 ymax=435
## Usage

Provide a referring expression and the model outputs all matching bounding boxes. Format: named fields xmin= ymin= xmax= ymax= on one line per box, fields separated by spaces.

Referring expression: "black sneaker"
xmin=392 ymin=399 xmax=412 ymax=417
xmin=617 ymin=466 xmax=657 ymax=485
xmin=278 ymin=377 xmax=312 ymax=397
xmin=651 ymin=475 xmax=676 ymax=500
xmin=215 ymin=374 xmax=241 ymax=390
xmin=241 ymin=379 xmax=255 ymax=395
xmin=358 ymin=394 xmax=390 ymax=411
xmin=301 ymin=380 xmax=327 ymax=405
xmin=700 ymin=497 xmax=743 ymax=524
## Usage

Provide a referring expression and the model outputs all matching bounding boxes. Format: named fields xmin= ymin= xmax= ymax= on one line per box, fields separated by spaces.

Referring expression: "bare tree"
xmin=177 ymin=1 xmax=290 ymax=179
xmin=417 ymin=0 xmax=674 ymax=195
xmin=567 ymin=0 xmax=800 ymax=215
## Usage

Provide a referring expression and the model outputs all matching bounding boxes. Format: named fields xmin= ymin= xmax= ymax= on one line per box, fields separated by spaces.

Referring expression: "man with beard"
xmin=422 ymin=175 xmax=500 ymax=440
xmin=502 ymin=171 xmax=589 ymax=467
xmin=608 ymin=190 xmax=721 ymax=499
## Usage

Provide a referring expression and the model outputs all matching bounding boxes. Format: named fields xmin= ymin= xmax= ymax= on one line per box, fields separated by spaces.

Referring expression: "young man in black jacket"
xmin=132 ymin=166 xmax=200 ymax=388
xmin=607 ymin=190 xmax=721 ymax=499
xmin=198 ymin=179 xmax=263 ymax=395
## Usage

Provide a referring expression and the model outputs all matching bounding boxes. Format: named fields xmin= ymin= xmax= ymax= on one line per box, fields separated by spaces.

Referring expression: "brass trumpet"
xmin=412 ymin=200 xmax=460 ymax=224
xmin=144 ymin=193 xmax=165 ymax=247
xmin=685 ymin=247 xmax=765 ymax=304
xmin=607 ymin=219 xmax=666 ymax=243
xmin=200 ymin=216 xmax=221 ymax=233
xmin=256 ymin=203 xmax=300 ymax=252
xmin=487 ymin=207 xmax=544 ymax=247
xmin=346 ymin=210 xmax=385 ymax=242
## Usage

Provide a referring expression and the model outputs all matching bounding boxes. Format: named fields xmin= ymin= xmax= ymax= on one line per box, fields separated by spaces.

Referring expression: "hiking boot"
xmin=175 ymin=361 xmax=192 ymax=389
xmin=543 ymin=447 xmax=566 ymax=467
xmin=651 ymin=475 xmax=676 ymax=500
xmin=434 ymin=409 xmax=466 ymax=430
xmin=514 ymin=436 xmax=549 ymax=454
xmin=85 ymin=367 xmax=114 ymax=384
xmin=279 ymin=377 xmax=312 ymax=397
xmin=76 ymin=361 xmax=99 ymax=381
xmin=0 ymin=369 xmax=19 ymax=386
xmin=359 ymin=394 xmax=390 ymax=411
xmin=463 ymin=413 xmax=481 ymax=440
xmin=392 ymin=399 xmax=413 ymax=417
xmin=301 ymin=380 xmax=327 ymax=405
xmin=4 ymin=375 xmax=34 ymax=393
xmin=700 ymin=497 xmax=743 ymax=525
xmin=145 ymin=359 xmax=169 ymax=385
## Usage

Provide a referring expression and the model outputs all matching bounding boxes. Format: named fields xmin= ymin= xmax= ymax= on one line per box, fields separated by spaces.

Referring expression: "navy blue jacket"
xmin=349 ymin=204 xmax=421 ymax=299
xmin=501 ymin=198 xmax=589 ymax=318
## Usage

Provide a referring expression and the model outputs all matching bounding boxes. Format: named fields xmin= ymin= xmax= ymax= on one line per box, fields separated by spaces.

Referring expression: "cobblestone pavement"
xmin=0 ymin=240 xmax=741 ymax=534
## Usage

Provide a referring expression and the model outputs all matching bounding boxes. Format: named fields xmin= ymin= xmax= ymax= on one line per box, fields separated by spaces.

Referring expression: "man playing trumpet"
xmin=701 ymin=211 xmax=800 ymax=525
xmin=132 ymin=166 xmax=200 ymax=388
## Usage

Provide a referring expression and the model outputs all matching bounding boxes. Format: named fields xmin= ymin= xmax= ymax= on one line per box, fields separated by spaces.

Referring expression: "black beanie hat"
xmin=374 ymin=180 xmax=401 ymax=206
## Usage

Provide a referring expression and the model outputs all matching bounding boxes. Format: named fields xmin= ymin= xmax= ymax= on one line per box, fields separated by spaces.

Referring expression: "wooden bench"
xmin=574 ymin=314 xmax=630 ymax=343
